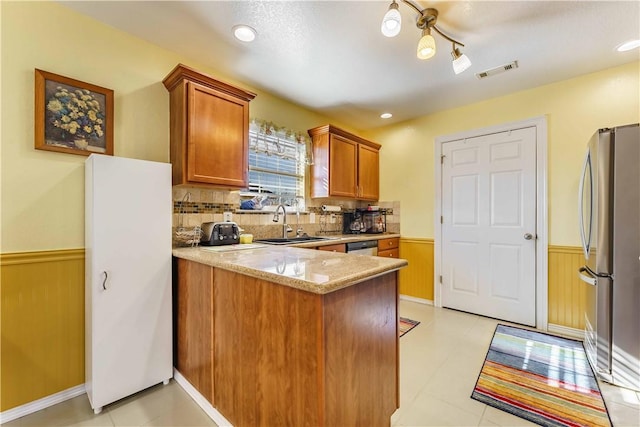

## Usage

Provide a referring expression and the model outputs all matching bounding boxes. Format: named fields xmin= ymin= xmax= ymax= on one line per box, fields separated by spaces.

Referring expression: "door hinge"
xmin=439 ymin=275 xmax=442 ymax=284
xmin=440 ymin=216 xmax=443 ymax=224
xmin=441 ymin=155 xmax=445 ymax=164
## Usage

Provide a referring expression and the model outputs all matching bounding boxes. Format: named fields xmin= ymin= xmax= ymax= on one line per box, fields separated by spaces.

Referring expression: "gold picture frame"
xmin=35 ymin=69 xmax=114 ymax=156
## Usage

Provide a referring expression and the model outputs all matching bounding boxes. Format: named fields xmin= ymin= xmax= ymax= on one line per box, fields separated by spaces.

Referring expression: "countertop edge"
xmin=173 ymin=245 xmax=407 ymax=294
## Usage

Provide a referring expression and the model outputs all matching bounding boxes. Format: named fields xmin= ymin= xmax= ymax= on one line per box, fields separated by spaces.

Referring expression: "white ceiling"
xmin=59 ymin=1 xmax=640 ymax=130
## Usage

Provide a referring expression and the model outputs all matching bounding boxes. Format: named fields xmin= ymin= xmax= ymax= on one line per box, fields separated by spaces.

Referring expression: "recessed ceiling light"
xmin=617 ymin=39 xmax=640 ymax=52
xmin=233 ymin=25 xmax=256 ymax=42
xmin=380 ymin=113 xmax=393 ymax=119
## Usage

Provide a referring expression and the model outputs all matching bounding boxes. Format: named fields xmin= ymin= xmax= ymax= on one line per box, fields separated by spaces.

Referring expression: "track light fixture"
xmin=451 ymin=44 xmax=471 ymax=74
xmin=381 ymin=1 xmax=471 ymax=73
xmin=417 ymin=28 xmax=436 ymax=59
xmin=381 ymin=0 xmax=402 ymax=37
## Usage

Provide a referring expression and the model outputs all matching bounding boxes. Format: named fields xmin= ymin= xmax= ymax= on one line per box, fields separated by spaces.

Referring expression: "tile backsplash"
xmin=172 ymin=187 xmax=400 ymax=246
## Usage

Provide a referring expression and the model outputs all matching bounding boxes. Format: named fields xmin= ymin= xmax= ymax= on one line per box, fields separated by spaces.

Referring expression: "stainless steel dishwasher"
xmin=345 ymin=240 xmax=378 ymax=256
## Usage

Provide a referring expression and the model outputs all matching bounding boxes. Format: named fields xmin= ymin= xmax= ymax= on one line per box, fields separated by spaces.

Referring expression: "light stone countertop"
xmin=173 ymin=241 xmax=407 ymax=294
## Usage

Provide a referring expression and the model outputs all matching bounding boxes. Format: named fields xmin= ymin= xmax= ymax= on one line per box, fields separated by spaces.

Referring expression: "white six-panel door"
xmin=441 ymin=127 xmax=537 ymax=326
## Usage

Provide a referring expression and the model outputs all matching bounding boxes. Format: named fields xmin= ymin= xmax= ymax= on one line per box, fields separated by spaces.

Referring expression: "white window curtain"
xmin=246 ymin=120 xmax=308 ymax=208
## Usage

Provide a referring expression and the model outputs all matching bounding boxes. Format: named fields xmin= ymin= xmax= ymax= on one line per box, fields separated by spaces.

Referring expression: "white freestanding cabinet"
xmin=85 ymin=154 xmax=172 ymax=414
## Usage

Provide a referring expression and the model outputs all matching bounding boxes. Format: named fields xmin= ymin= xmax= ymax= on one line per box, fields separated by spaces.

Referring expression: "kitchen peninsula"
xmin=173 ymin=245 xmax=407 ymax=427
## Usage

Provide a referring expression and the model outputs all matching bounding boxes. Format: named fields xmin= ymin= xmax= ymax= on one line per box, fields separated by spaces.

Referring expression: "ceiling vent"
xmin=475 ymin=61 xmax=519 ymax=79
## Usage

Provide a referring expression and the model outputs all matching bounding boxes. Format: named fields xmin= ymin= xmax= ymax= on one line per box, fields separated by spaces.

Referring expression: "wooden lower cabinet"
xmin=175 ymin=259 xmax=214 ymax=404
xmin=378 ymin=248 xmax=399 ymax=258
xmin=317 ymin=243 xmax=346 ymax=253
xmin=378 ymin=238 xmax=400 ymax=259
xmin=322 ymin=273 xmax=399 ymax=426
xmin=175 ymin=258 xmax=399 ymax=427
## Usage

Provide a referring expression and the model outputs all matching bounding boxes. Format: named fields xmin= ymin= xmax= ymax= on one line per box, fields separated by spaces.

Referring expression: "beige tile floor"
xmin=4 ymin=301 xmax=640 ymax=426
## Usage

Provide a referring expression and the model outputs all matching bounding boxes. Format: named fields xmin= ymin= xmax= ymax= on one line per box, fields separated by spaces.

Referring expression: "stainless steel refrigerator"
xmin=578 ymin=124 xmax=640 ymax=391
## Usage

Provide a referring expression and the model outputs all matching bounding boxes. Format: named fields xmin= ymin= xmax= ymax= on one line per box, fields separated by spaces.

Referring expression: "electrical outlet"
xmin=223 ymin=212 xmax=233 ymax=222
xmin=309 ymin=212 xmax=316 ymax=224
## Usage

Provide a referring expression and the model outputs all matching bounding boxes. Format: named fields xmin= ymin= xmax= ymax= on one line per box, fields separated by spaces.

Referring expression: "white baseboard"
xmin=547 ymin=323 xmax=584 ymax=341
xmin=173 ymin=369 xmax=233 ymax=427
xmin=0 ymin=384 xmax=86 ymax=424
xmin=399 ymin=294 xmax=433 ymax=305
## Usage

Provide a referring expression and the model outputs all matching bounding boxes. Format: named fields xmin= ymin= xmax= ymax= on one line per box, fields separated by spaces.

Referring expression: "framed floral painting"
xmin=35 ymin=69 xmax=114 ymax=156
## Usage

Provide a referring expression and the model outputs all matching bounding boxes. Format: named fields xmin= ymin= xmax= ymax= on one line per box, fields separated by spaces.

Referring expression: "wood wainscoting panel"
xmin=398 ymin=238 xmax=434 ymax=301
xmin=548 ymin=245 xmax=587 ymax=330
xmin=396 ymin=242 xmax=586 ymax=329
xmin=0 ymin=249 xmax=85 ymax=411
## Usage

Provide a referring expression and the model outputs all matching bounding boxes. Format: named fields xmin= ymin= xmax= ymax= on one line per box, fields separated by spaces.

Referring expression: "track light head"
xmin=417 ymin=28 xmax=436 ymax=60
xmin=451 ymin=46 xmax=472 ymax=74
xmin=381 ymin=1 xmax=402 ymax=38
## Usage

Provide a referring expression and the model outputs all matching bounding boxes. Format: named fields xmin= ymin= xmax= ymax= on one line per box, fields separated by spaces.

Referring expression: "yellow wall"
xmin=371 ymin=61 xmax=640 ymax=245
xmin=0 ymin=1 xmax=350 ymax=254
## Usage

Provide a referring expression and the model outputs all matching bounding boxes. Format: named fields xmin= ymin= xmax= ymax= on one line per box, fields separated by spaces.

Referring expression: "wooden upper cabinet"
xmin=358 ymin=143 xmax=380 ymax=201
xmin=163 ymin=64 xmax=256 ymax=188
xmin=329 ymin=134 xmax=358 ymax=198
xmin=308 ymin=125 xmax=380 ymax=201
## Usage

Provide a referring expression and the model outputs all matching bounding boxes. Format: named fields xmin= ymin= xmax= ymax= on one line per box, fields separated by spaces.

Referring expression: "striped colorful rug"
xmin=399 ymin=317 xmax=420 ymax=337
xmin=472 ymin=324 xmax=611 ymax=427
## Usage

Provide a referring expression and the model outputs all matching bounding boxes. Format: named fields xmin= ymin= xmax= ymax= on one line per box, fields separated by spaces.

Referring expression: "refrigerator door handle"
xmin=578 ymin=266 xmax=597 ymax=286
xmin=578 ymin=150 xmax=591 ymax=259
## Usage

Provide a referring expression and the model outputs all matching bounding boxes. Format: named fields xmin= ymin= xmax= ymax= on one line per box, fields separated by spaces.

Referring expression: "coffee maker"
xmin=347 ymin=212 xmax=365 ymax=233
xmin=343 ymin=209 xmax=386 ymax=234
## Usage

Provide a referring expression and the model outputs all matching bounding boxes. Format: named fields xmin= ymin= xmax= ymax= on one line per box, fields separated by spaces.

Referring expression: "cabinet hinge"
xmin=441 ymin=155 xmax=445 ymax=164
xmin=440 ymin=216 xmax=443 ymax=224
xmin=439 ymin=275 xmax=442 ymax=284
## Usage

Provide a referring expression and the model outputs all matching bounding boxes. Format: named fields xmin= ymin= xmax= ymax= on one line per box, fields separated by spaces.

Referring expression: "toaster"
xmin=200 ymin=222 xmax=240 ymax=246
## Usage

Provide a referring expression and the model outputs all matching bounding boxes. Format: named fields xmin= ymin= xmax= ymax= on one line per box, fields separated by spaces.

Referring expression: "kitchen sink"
xmin=254 ymin=236 xmax=334 ymax=245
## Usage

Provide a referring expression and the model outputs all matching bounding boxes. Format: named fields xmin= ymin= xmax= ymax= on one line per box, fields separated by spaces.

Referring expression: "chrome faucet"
xmin=273 ymin=204 xmax=293 ymax=238
xmin=295 ymin=198 xmax=305 ymax=237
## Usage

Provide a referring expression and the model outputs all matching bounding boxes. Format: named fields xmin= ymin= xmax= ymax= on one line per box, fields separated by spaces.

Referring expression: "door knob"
xmin=524 ymin=233 xmax=533 ymax=240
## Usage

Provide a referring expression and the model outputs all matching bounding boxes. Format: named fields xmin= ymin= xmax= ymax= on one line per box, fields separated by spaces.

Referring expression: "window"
xmin=244 ymin=121 xmax=308 ymax=209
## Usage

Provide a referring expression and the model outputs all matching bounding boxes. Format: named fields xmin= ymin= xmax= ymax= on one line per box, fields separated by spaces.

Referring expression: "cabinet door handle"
xmin=102 ymin=271 xmax=108 ymax=290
